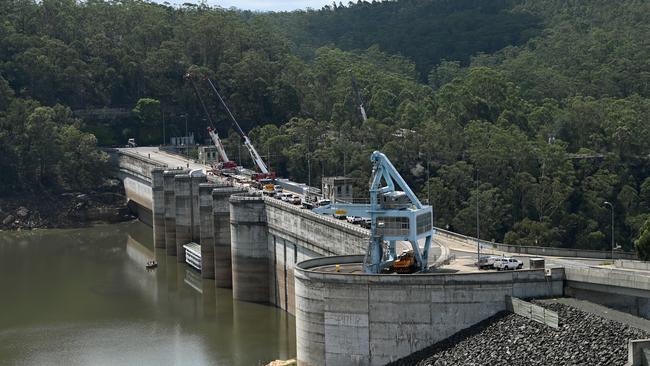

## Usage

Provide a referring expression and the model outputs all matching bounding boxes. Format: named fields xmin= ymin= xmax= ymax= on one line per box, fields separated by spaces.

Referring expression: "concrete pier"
xmin=151 ymin=168 xmax=166 ymax=249
xmin=174 ymin=173 xmax=192 ymax=263
xmin=191 ymin=171 xmax=206 ymax=242
xmin=230 ymin=194 xmax=269 ymax=303
xmin=212 ymin=186 xmax=247 ymax=288
xmin=199 ymin=183 xmax=219 ymax=279
xmin=163 ymin=169 xmax=185 ymax=256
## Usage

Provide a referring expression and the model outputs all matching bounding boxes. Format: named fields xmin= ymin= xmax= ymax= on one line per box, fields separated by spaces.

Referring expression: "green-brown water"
xmin=0 ymin=221 xmax=295 ymax=366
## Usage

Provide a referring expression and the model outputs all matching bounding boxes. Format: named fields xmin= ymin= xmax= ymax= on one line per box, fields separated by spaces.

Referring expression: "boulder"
xmin=2 ymin=214 xmax=14 ymax=225
xmin=16 ymin=206 xmax=29 ymax=218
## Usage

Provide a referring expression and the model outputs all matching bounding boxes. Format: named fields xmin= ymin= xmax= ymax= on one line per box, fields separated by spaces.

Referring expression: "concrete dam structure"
xmin=113 ymin=148 xmax=650 ymax=366
xmin=295 ymin=256 xmax=564 ymax=365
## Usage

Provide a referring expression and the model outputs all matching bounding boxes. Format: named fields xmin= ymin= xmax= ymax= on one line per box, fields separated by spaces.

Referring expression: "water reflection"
xmin=0 ymin=221 xmax=295 ymax=366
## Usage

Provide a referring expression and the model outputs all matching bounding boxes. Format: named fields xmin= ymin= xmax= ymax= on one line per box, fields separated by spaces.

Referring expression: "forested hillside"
xmin=1 ymin=0 xmax=649 ymax=255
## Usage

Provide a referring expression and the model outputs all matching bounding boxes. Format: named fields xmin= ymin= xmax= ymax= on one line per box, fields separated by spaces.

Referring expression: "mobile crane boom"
xmin=185 ymin=73 xmax=232 ymax=166
xmin=204 ymin=77 xmax=271 ymax=176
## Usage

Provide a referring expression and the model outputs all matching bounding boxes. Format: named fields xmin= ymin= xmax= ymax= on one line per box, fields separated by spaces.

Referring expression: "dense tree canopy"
xmin=1 ymin=0 xmax=649 ymax=253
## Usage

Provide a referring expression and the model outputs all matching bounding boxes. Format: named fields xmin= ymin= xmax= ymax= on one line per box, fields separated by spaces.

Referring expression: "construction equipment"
xmin=204 ymin=77 xmax=276 ymax=181
xmin=392 ymin=250 xmax=416 ymax=273
xmin=313 ymin=151 xmax=434 ymax=274
xmin=185 ymin=72 xmax=238 ymax=170
xmin=207 ymin=127 xmax=237 ymax=169
xmin=350 ymin=72 xmax=367 ymax=122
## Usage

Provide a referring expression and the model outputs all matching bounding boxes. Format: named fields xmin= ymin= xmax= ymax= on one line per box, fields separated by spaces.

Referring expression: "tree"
xmin=635 ymin=219 xmax=650 ymax=261
xmin=132 ymin=98 xmax=161 ymax=145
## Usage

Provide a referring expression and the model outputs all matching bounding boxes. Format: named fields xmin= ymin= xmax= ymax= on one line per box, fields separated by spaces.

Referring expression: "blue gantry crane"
xmin=314 ymin=151 xmax=434 ymax=274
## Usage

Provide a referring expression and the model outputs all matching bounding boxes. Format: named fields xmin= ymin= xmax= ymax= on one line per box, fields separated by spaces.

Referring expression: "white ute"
xmin=494 ymin=257 xmax=523 ymax=271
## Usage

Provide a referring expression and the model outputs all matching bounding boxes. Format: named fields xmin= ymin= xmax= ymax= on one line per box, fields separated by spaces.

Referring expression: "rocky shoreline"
xmin=389 ymin=301 xmax=649 ymax=366
xmin=0 ymin=179 xmax=136 ymax=231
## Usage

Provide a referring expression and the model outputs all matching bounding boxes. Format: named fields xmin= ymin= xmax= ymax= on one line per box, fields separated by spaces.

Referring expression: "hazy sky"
xmin=155 ymin=0 xmax=334 ymax=12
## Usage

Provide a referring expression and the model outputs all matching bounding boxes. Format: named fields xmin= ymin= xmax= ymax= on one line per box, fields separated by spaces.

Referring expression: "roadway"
xmin=120 ymin=146 xmax=209 ymax=172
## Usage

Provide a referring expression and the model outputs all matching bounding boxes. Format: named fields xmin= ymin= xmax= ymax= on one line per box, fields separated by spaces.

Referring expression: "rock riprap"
xmin=389 ymin=301 xmax=649 ymax=366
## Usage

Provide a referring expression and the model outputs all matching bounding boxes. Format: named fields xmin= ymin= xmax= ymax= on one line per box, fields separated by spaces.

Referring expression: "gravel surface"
xmin=388 ymin=301 xmax=649 ymax=366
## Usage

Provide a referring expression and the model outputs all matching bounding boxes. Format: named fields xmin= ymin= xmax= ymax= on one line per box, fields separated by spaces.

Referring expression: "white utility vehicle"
xmin=494 ymin=257 xmax=523 ymax=270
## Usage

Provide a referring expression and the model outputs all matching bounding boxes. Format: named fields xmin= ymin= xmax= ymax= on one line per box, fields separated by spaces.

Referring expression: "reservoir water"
xmin=0 ymin=221 xmax=295 ymax=366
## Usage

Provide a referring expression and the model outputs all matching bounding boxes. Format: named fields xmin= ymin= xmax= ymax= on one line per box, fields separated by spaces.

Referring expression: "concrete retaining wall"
xmin=565 ymin=267 xmax=650 ymax=319
xmin=616 ymin=260 xmax=650 ymax=271
xmin=295 ymin=255 xmax=565 ymax=366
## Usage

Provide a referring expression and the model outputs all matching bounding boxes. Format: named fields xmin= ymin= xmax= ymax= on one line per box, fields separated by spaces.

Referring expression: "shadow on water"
xmin=0 ymin=221 xmax=295 ymax=366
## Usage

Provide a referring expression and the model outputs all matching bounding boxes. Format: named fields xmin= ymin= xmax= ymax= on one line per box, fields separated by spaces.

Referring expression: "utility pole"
xmin=476 ymin=169 xmax=480 ymax=268
xmin=162 ymin=108 xmax=166 ymax=146
xmin=308 ymin=156 xmax=312 ymax=188
xmin=604 ymin=201 xmax=615 ymax=260
xmin=185 ymin=114 xmax=189 ymax=160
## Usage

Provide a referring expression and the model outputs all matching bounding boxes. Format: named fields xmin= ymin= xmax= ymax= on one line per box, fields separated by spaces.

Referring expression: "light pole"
xmin=476 ymin=170 xmax=480 ymax=268
xmin=162 ymin=109 xmax=166 ymax=146
xmin=603 ymin=201 xmax=615 ymax=261
xmin=179 ymin=113 xmax=189 ymax=161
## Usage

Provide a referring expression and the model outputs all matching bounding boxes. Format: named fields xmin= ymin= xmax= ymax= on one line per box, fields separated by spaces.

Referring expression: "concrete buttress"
xmin=151 ymin=168 xmax=166 ymax=249
xmin=230 ymin=194 xmax=269 ymax=303
xmin=174 ymin=173 xmax=192 ymax=263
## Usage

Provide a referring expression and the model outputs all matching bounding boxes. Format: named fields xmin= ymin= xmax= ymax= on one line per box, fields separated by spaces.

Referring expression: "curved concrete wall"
xmin=230 ymin=194 xmax=270 ymax=303
xmin=295 ymin=256 xmax=565 ymax=366
xmin=213 ymin=186 xmax=247 ymax=288
xmin=114 ymin=150 xmax=166 ymax=211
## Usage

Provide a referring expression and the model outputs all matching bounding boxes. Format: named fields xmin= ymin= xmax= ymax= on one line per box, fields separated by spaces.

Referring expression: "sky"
xmin=154 ymin=0 xmax=335 ymax=12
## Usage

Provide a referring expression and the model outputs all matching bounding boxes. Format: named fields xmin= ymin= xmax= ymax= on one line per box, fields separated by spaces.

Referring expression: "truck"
xmin=494 ymin=257 xmax=523 ymax=271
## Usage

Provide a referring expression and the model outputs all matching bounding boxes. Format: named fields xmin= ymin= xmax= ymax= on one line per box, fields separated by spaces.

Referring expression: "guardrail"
xmin=263 ymin=195 xmax=370 ymax=237
xmin=435 ymin=226 xmax=638 ymax=260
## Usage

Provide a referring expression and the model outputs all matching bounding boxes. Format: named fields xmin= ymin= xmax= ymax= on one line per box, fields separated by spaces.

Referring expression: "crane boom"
xmin=185 ymin=73 xmax=232 ymax=165
xmin=204 ymin=77 xmax=270 ymax=175
xmin=207 ymin=127 xmax=230 ymax=163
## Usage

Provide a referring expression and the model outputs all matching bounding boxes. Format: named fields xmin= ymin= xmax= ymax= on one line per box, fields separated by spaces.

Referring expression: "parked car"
xmin=288 ymin=195 xmax=302 ymax=205
xmin=476 ymin=255 xmax=499 ymax=270
xmin=494 ymin=257 xmax=523 ymax=271
xmin=346 ymin=216 xmax=364 ymax=224
xmin=279 ymin=193 xmax=293 ymax=202
xmin=333 ymin=210 xmax=347 ymax=220
xmin=359 ymin=218 xmax=372 ymax=229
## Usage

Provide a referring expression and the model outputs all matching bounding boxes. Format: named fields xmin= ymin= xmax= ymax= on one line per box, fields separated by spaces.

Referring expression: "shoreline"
xmin=0 ymin=180 xmax=135 ymax=231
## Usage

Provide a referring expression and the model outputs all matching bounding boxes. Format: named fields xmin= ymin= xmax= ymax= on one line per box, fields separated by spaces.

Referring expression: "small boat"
xmin=146 ymin=260 xmax=158 ymax=269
